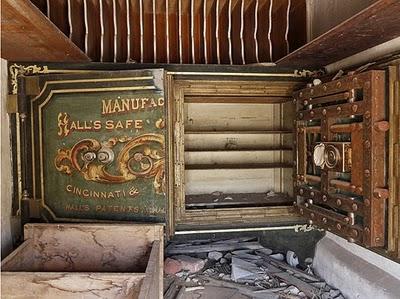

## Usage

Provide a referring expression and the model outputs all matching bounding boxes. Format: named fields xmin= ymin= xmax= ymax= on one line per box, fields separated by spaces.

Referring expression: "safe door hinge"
xmin=6 ymin=94 xmax=17 ymax=114
xmin=25 ymin=76 xmax=41 ymax=96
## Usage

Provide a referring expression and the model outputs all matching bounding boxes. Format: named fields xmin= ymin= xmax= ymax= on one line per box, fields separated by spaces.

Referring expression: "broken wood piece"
xmin=256 ymin=250 xmax=320 ymax=282
xmin=273 ymin=272 xmax=320 ymax=298
xmin=185 ymin=286 xmax=205 ymax=292
xmin=175 ymin=285 xmax=186 ymax=299
xmin=166 ymin=242 xmax=264 ymax=255
xmin=198 ymin=276 xmax=279 ymax=299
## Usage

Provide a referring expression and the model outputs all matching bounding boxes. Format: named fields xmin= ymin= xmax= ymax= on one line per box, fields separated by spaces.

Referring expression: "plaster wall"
xmin=1 ymin=59 xmax=19 ymax=258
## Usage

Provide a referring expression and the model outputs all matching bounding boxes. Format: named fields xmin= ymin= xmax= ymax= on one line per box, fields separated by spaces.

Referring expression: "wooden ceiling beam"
xmin=1 ymin=0 xmax=90 ymax=62
xmin=277 ymin=0 xmax=400 ymax=69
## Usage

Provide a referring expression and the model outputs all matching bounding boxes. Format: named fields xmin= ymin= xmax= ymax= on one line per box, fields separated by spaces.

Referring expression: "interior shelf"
xmin=185 ymin=192 xmax=292 ymax=209
xmin=185 ymin=163 xmax=293 ymax=170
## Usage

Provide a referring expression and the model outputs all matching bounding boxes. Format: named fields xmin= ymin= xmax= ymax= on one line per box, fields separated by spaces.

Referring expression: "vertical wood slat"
xmin=190 ymin=0 xmax=195 ymax=63
xmin=112 ymin=0 xmax=117 ymax=62
xmin=83 ymin=0 xmax=88 ymax=54
xmin=239 ymin=0 xmax=245 ymax=64
xmin=140 ymin=0 xmax=144 ymax=62
xmin=166 ymin=0 xmax=170 ymax=63
xmin=254 ymin=0 xmax=259 ymax=62
xmin=126 ymin=0 xmax=131 ymax=62
xmin=268 ymin=0 xmax=273 ymax=61
xmin=203 ymin=0 xmax=208 ymax=64
xmin=67 ymin=0 xmax=73 ymax=39
xmin=227 ymin=0 xmax=233 ymax=64
xmin=153 ymin=0 xmax=157 ymax=63
xmin=99 ymin=0 xmax=105 ymax=61
xmin=85 ymin=0 xmax=101 ymax=61
xmin=215 ymin=0 xmax=221 ymax=64
xmin=178 ymin=0 xmax=183 ymax=63
xmin=285 ymin=0 xmax=291 ymax=54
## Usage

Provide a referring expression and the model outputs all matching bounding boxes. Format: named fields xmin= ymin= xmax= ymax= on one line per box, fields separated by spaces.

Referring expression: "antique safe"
xmin=2 ymin=63 xmax=398 ymax=297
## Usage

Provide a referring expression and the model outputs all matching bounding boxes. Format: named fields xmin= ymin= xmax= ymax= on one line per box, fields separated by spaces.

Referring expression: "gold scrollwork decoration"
xmin=9 ymin=64 xmax=49 ymax=94
xmin=55 ymin=133 xmax=165 ymax=194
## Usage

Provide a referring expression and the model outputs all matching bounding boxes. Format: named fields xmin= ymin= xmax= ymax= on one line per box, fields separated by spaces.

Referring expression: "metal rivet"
xmin=336 ymin=82 xmax=342 ymax=88
xmin=310 ymin=89 xmax=314 ymax=95
xmin=375 ymin=237 xmax=381 ymax=243
xmin=352 ymin=104 xmax=358 ymax=112
xmin=293 ymin=98 xmax=297 ymax=104
xmin=303 ymin=100 xmax=308 ymax=105
xmin=323 ymin=85 xmax=327 ymax=91
xmin=310 ymin=213 xmax=315 ymax=219
xmin=352 ymin=203 xmax=358 ymax=211
xmin=336 ymin=223 xmax=342 ymax=230
xmin=310 ymin=191 xmax=315 ymax=197
xmin=322 ymin=195 xmax=328 ymax=202
xmin=364 ymin=140 xmax=370 ymax=148
xmin=322 ymin=109 xmax=327 ymax=115
xmin=365 ymin=169 xmax=370 ymax=177
xmin=365 ymin=111 xmax=371 ymax=119
xmin=351 ymin=229 xmax=359 ymax=238
xmin=353 ymin=77 xmax=358 ymax=83
xmin=300 ymin=208 xmax=304 ymax=215
xmin=299 ymin=92 xmax=303 ymax=97
xmin=299 ymin=188 xmax=304 ymax=195
xmin=364 ymin=198 xmax=370 ymax=207
xmin=336 ymin=199 xmax=342 ymax=206
xmin=310 ymin=111 xmax=315 ymax=117
xmin=364 ymin=227 xmax=370 ymax=233
xmin=305 ymin=203 xmax=309 ymax=208
xmin=337 ymin=106 xmax=342 ymax=113
xmin=299 ymin=113 xmax=303 ymax=119
xmin=344 ymin=217 xmax=350 ymax=223
xmin=308 ymin=219 xmax=313 ymax=225
xmin=322 ymin=217 xmax=327 ymax=224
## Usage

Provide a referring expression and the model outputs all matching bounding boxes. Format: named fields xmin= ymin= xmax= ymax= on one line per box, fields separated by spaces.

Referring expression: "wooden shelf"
xmin=185 ymin=130 xmax=292 ymax=134
xmin=185 ymin=163 xmax=293 ymax=170
xmin=186 ymin=192 xmax=292 ymax=209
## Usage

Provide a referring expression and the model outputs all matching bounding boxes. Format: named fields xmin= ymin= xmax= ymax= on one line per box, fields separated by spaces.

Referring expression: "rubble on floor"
xmin=164 ymin=238 xmax=344 ymax=299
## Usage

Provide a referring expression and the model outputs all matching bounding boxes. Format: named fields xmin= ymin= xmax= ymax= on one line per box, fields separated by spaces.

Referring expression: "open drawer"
xmin=1 ymin=223 xmax=163 ymax=299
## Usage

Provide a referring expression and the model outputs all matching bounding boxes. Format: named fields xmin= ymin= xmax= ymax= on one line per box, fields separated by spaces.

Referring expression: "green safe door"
xmin=26 ymin=69 xmax=168 ymax=223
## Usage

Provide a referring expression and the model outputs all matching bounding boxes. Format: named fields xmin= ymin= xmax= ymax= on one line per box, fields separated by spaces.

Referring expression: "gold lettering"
xmin=102 ymin=99 xmax=113 ymax=115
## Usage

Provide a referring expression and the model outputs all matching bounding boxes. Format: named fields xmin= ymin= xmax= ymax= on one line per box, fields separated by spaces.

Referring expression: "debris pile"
xmin=164 ymin=238 xmax=344 ymax=299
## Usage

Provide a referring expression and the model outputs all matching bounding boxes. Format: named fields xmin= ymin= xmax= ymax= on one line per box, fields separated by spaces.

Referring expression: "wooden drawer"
xmin=1 ymin=223 xmax=163 ymax=299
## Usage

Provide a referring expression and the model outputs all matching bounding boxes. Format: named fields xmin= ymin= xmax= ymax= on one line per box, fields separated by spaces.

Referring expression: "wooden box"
xmin=1 ymin=223 xmax=163 ymax=299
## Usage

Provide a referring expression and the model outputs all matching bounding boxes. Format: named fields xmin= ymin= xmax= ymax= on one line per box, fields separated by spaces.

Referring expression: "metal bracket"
xmin=6 ymin=94 xmax=17 ymax=114
xmin=9 ymin=63 xmax=49 ymax=95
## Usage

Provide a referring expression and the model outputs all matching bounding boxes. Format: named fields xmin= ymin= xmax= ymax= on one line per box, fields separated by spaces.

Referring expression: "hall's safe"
xmin=1 ymin=64 xmax=398 ymax=298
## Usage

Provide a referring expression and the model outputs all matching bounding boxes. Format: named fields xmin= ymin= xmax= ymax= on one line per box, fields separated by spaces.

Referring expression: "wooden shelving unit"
xmin=183 ymin=97 xmax=295 ymax=208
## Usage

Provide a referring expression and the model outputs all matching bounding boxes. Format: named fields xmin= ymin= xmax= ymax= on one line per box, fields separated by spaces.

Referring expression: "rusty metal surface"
xmin=293 ymin=71 xmax=388 ymax=247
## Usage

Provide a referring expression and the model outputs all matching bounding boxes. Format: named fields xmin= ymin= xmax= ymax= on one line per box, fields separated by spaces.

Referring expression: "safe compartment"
xmin=1 ymin=223 xmax=163 ymax=299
